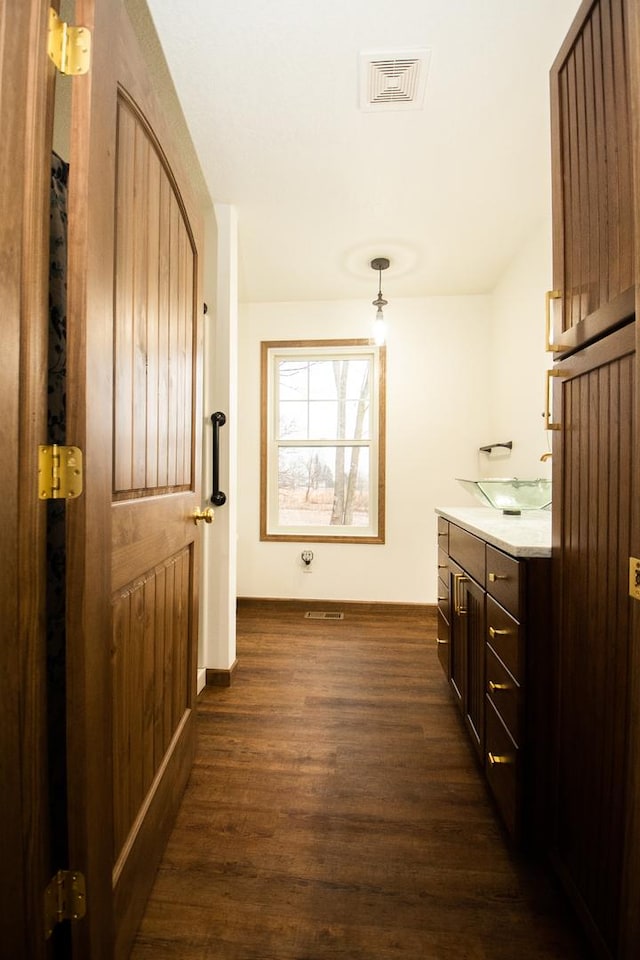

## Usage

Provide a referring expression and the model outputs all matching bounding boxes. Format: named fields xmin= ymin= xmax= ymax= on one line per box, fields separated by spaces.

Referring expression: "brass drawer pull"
xmin=436 ymin=638 xmax=448 ymax=646
xmin=488 ymin=626 xmax=509 ymax=639
xmin=453 ymin=573 xmax=468 ymax=615
xmin=488 ymin=680 xmax=510 ymax=692
xmin=438 ymin=563 xmax=447 ymax=569
xmin=544 ymin=368 xmax=562 ymax=431
xmin=488 ymin=572 xmax=507 ymax=582
xmin=545 ymin=289 xmax=562 ymax=352
xmin=438 ymin=595 xmax=447 ymax=602
xmin=488 ymin=752 xmax=513 ymax=766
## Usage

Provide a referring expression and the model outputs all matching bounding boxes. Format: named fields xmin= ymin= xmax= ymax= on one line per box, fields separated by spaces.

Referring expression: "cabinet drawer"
xmin=486 ymin=545 xmax=520 ymax=617
xmin=449 ymin=524 xmax=485 ymax=585
xmin=437 ymin=576 xmax=449 ymax=622
xmin=486 ymin=596 xmax=521 ymax=681
xmin=486 ymin=646 xmax=520 ymax=745
xmin=437 ymin=516 xmax=449 ymax=551
xmin=436 ymin=609 xmax=449 ymax=675
xmin=485 ymin=698 xmax=519 ymax=839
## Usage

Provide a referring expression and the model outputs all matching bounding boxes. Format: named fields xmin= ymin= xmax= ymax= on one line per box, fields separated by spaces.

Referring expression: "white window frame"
xmin=260 ymin=339 xmax=386 ymax=543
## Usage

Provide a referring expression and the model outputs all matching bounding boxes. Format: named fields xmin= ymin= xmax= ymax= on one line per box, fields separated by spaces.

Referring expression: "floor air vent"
xmin=304 ymin=611 xmax=345 ymax=620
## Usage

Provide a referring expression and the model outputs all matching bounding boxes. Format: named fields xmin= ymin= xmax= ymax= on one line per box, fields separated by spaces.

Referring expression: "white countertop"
xmin=435 ymin=506 xmax=552 ymax=558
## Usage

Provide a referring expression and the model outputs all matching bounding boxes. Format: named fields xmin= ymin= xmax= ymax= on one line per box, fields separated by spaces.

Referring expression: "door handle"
xmin=193 ymin=507 xmax=215 ymax=525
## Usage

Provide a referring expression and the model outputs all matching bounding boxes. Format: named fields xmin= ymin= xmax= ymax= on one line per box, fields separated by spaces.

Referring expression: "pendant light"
xmin=370 ymin=257 xmax=390 ymax=345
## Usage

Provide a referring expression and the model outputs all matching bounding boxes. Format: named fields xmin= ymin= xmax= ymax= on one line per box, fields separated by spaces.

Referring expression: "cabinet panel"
xmin=486 ymin=596 xmax=521 ymax=681
xmin=486 ymin=546 xmax=521 ymax=618
xmin=550 ymin=0 xmax=634 ymax=353
xmin=436 ymin=609 xmax=449 ymax=676
xmin=486 ymin=698 xmax=519 ymax=840
xmin=486 ymin=647 xmax=520 ymax=746
xmin=437 ymin=575 xmax=449 ymax=622
xmin=449 ymin=524 xmax=485 ymax=585
xmin=552 ymin=321 xmax=635 ymax=957
xmin=437 ymin=516 xmax=449 ymax=551
xmin=461 ymin=575 xmax=486 ymax=760
xmin=449 ymin=563 xmax=465 ymax=710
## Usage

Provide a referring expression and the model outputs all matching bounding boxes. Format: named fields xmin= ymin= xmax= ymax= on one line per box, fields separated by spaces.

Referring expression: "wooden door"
xmin=551 ymin=321 xmax=635 ymax=959
xmin=550 ymin=0 xmax=635 ymax=355
xmin=0 ymin=1 xmax=54 ymax=956
xmin=621 ymin=6 xmax=640 ymax=957
xmin=64 ymin=2 xmax=204 ymax=957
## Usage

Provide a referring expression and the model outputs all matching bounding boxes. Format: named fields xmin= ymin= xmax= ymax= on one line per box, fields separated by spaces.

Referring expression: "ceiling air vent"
xmin=360 ymin=49 xmax=430 ymax=112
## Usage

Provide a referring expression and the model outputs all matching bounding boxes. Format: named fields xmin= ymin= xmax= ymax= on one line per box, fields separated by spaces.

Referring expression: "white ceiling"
xmin=145 ymin=0 xmax=581 ymax=304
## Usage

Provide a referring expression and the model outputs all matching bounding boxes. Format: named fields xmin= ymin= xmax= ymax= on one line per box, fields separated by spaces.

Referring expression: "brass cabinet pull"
xmin=488 ymin=680 xmax=510 ymax=692
xmin=436 ymin=638 xmax=448 ymax=646
xmin=488 ymin=626 xmax=509 ymax=639
xmin=438 ymin=595 xmax=447 ymax=602
xmin=438 ymin=563 xmax=447 ymax=569
xmin=545 ymin=289 xmax=562 ymax=351
xmin=488 ymin=752 xmax=513 ymax=766
xmin=453 ymin=574 xmax=468 ymax=615
xmin=193 ymin=507 xmax=215 ymax=524
xmin=544 ymin=368 xmax=562 ymax=431
xmin=488 ymin=573 xmax=507 ymax=583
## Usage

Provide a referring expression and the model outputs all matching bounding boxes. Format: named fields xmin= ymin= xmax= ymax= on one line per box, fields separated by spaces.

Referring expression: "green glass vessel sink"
xmin=456 ymin=478 xmax=552 ymax=514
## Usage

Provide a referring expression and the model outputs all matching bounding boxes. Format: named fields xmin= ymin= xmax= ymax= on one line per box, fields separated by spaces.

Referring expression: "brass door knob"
xmin=193 ymin=507 xmax=215 ymax=525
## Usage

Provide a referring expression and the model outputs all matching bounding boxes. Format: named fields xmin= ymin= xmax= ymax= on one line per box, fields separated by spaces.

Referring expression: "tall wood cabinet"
xmin=549 ymin=1 xmax=640 ymax=957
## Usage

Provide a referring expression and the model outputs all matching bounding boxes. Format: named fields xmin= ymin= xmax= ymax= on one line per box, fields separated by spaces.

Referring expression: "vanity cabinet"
xmin=435 ymin=513 xmax=551 ymax=845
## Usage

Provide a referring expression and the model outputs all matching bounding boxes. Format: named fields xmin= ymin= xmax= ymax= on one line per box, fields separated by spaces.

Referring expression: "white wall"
xmin=198 ymin=205 xmax=238 ymax=681
xmin=235 ymin=220 xmax=555 ymax=606
xmin=237 ymin=296 xmax=494 ymax=604
xmin=486 ymin=219 xmax=554 ymax=480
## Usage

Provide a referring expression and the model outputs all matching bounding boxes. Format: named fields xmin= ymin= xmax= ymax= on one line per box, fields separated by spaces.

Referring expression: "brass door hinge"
xmin=38 ymin=444 xmax=83 ymax=500
xmin=629 ymin=558 xmax=640 ymax=601
xmin=44 ymin=870 xmax=86 ymax=939
xmin=48 ymin=8 xmax=92 ymax=75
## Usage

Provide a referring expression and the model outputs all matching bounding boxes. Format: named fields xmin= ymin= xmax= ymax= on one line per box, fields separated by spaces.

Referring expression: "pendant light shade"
xmin=370 ymin=257 xmax=390 ymax=345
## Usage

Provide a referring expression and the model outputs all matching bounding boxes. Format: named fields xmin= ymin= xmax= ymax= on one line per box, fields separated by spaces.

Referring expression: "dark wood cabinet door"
xmin=449 ymin=561 xmax=466 ymax=711
xmin=551 ymin=321 xmax=635 ymax=958
xmin=461 ymin=576 xmax=485 ymax=761
xmin=550 ymin=0 xmax=634 ymax=355
xmin=449 ymin=560 xmax=485 ymax=760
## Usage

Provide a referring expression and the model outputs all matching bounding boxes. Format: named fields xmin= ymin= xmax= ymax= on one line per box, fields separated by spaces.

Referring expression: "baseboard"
xmin=205 ymin=660 xmax=238 ymax=687
xmin=236 ymin=596 xmax=436 ymax=619
xmin=196 ymin=667 xmax=207 ymax=694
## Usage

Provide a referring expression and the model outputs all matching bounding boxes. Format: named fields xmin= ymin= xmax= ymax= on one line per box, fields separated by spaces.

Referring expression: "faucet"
xmin=540 ymin=452 xmax=552 ymax=462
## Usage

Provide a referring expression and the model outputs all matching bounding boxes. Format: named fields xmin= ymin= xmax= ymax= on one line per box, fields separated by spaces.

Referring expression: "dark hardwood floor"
xmin=130 ymin=600 xmax=588 ymax=960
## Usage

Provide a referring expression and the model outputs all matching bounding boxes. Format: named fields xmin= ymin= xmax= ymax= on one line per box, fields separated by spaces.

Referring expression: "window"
xmin=261 ymin=339 xmax=386 ymax=543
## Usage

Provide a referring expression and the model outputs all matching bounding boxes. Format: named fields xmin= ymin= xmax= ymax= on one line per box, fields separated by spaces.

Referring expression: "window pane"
xmin=345 ymin=359 xmax=370 ymax=399
xmin=308 ymin=361 xmax=338 ymax=400
xmin=277 ymin=446 xmax=370 ymax=528
xmin=305 ymin=400 xmax=371 ymax=440
xmin=308 ymin=400 xmax=337 ymax=438
xmin=278 ymin=400 xmax=308 ymax=439
xmin=278 ymin=360 xmax=308 ymax=401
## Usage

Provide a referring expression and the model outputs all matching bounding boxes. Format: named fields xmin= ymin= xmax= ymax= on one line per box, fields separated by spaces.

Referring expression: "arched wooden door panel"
xmin=65 ymin=3 xmax=203 ymax=957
